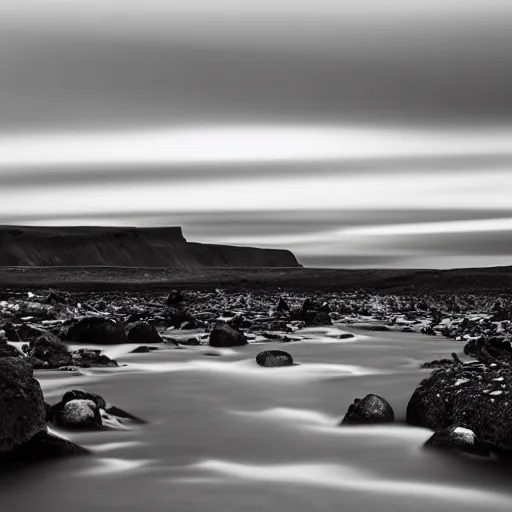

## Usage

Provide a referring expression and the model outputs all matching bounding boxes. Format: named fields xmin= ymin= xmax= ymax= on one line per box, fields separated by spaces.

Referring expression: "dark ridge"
xmin=0 ymin=225 xmax=300 ymax=268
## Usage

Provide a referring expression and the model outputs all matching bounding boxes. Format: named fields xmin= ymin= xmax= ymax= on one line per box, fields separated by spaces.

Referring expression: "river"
xmin=2 ymin=326 xmax=510 ymax=512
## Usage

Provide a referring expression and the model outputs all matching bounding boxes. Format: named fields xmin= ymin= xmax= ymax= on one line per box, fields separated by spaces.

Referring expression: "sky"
xmin=1 ymin=0 xmax=512 ymax=269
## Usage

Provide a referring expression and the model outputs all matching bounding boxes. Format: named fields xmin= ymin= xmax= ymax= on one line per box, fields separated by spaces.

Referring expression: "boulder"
xmin=276 ymin=297 xmax=290 ymax=313
xmin=166 ymin=290 xmax=185 ymax=306
xmin=424 ymin=425 xmax=491 ymax=456
xmin=64 ymin=317 xmax=127 ymax=344
xmin=209 ymin=324 xmax=248 ymax=347
xmin=341 ymin=394 xmax=395 ymax=425
xmin=304 ymin=311 xmax=332 ymax=327
xmin=126 ymin=322 xmax=162 ymax=344
xmin=0 ymin=358 xmax=47 ymax=452
xmin=256 ymin=350 xmax=293 ymax=367
xmin=406 ymin=362 xmax=512 ymax=451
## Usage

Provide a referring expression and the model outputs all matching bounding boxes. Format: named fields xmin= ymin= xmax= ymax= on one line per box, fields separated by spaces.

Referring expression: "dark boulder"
xmin=0 ymin=358 xmax=47 ymax=452
xmin=424 ymin=425 xmax=492 ymax=456
xmin=28 ymin=333 xmax=73 ymax=369
xmin=165 ymin=308 xmax=198 ymax=329
xmin=277 ymin=297 xmax=290 ymax=313
xmin=130 ymin=345 xmax=159 ymax=353
xmin=126 ymin=322 xmax=162 ymax=344
xmin=256 ymin=350 xmax=293 ymax=367
xmin=406 ymin=362 xmax=512 ymax=450
xmin=64 ymin=317 xmax=127 ymax=344
xmin=1 ymin=322 xmax=21 ymax=342
xmin=304 ymin=311 xmax=332 ymax=327
xmin=341 ymin=394 xmax=395 ymax=425
xmin=209 ymin=324 xmax=248 ymax=347
xmin=338 ymin=333 xmax=355 ymax=340
xmin=53 ymin=399 xmax=103 ymax=430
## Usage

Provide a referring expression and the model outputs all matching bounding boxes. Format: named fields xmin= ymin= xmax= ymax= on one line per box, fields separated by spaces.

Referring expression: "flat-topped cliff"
xmin=0 ymin=226 xmax=300 ymax=268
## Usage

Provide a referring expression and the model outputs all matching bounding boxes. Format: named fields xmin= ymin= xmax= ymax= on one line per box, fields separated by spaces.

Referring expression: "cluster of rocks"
xmin=0 ymin=355 xmax=145 ymax=469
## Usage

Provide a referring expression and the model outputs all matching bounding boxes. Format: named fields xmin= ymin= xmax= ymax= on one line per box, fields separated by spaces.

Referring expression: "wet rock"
xmin=406 ymin=363 xmax=512 ymax=450
xmin=0 ymin=358 xmax=47 ymax=452
xmin=53 ymin=399 xmax=103 ymax=430
xmin=420 ymin=358 xmax=454 ymax=369
xmin=341 ymin=394 xmax=395 ymax=425
xmin=126 ymin=321 xmax=162 ymax=343
xmin=28 ymin=332 xmax=73 ymax=369
xmin=209 ymin=324 xmax=248 ymax=347
xmin=130 ymin=345 xmax=159 ymax=353
xmin=303 ymin=311 xmax=332 ymax=327
xmin=276 ymin=297 xmax=290 ymax=313
xmin=64 ymin=317 xmax=127 ymax=344
xmin=424 ymin=425 xmax=491 ymax=456
xmin=48 ymin=389 xmax=145 ymax=431
xmin=1 ymin=322 xmax=21 ymax=341
xmin=338 ymin=333 xmax=355 ymax=340
xmin=256 ymin=350 xmax=293 ymax=367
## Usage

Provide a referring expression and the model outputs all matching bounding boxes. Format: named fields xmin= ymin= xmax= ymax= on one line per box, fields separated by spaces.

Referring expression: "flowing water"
xmin=2 ymin=326 xmax=511 ymax=512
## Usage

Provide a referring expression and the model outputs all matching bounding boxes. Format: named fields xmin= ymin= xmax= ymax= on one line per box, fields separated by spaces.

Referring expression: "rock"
xmin=130 ymin=345 xmax=159 ymax=354
xmin=406 ymin=363 xmax=512 ymax=450
xmin=341 ymin=394 xmax=395 ymax=425
xmin=304 ymin=311 xmax=332 ymax=327
xmin=48 ymin=389 xmax=145 ymax=431
xmin=28 ymin=332 xmax=73 ymax=369
xmin=54 ymin=399 xmax=103 ymax=430
xmin=420 ymin=358 xmax=454 ymax=369
xmin=165 ymin=308 xmax=198 ymax=329
xmin=71 ymin=348 xmax=118 ymax=368
xmin=1 ymin=322 xmax=21 ymax=341
xmin=126 ymin=322 xmax=162 ymax=344
xmin=424 ymin=425 xmax=491 ymax=456
xmin=256 ymin=350 xmax=293 ymax=367
xmin=209 ymin=324 xmax=248 ymax=347
xmin=338 ymin=333 xmax=355 ymax=340
xmin=64 ymin=317 xmax=127 ymax=344
xmin=0 ymin=358 xmax=47 ymax=452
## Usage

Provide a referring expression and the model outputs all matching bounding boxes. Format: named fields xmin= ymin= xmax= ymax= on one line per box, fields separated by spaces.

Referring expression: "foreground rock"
xmin=209 ymin=324 xmax=248 ymax=347
xmin=424 ymin=426 xmax=492 ymax=456
xmin=64 ymin=317 xmax=127 ymax=344
xmin=256 ymin=350 xmax=293 ymax=367
xmin=341 ymin=394 xmax=395 ymax=425
xmin=48 ymin=389 xmax=145 ymax=430
xmin=0 ymin=357 xmax=86 ymax=465
xmin=407 ymin=360 xmax=512 ymax=453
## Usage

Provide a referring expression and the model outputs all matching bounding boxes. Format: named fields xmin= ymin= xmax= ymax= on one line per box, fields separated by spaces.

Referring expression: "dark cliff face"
xmin=0 ymin=226 xmax=300 ymax=268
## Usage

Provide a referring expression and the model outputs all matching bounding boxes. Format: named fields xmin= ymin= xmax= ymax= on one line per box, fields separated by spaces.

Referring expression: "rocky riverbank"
xmin=1 ymin=287 xmax=512 ymax=465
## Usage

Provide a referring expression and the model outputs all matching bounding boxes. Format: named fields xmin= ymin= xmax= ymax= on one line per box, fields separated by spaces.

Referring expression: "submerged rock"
xmin=341 ymin=394 xmax=395 ymax=425
xmin=126 ymin=321 xmax=162 ymax=344
xmin=64 ymin=317 xmax=127 ymax=344
xmin=209 ymin=324 xmax=248 ymax=347
xmin=256 ymin=350 xmax=293 ymax=367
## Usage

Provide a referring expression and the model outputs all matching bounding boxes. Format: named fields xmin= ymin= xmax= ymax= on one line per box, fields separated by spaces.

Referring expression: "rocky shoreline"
xmin=1 ymin=287 xmax=512 ymax=465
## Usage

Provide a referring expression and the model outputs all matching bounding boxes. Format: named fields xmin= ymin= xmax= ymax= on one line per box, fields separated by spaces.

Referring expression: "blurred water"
xmin=2 ymin=327 xmax=510 ymax=512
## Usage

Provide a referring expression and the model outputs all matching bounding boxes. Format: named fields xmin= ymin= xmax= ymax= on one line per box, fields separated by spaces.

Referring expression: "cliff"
xmin=0 ymin=226 xmax=300 ymax=268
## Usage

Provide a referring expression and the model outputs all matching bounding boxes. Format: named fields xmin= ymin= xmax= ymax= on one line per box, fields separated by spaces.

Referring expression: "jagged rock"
xmin=64 ymin=317 xmax=127 ymax=344
xmin=406 ymin=363 xmax=512 ymax=450
xmin=256 ymin=350 xmax=293 ymax=367
xmin=277 ymin=297 xmax=290 ymax=312
xmin=341 ymin=394 xmax=395 ymax=425
xmin=0 ymin=358 xmax=47 ymax=452
xmin=209 ymin=324 xmax=248 ymax=347
xmin=126 ymin=322 xmax=162 ymax=343
xmin=424 ymin=425 xmax=491 ymax=456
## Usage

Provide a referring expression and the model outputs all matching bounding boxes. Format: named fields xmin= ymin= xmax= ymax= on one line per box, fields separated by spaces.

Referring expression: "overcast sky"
xmin=1 ymin=0 xmax=512 ymax=268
